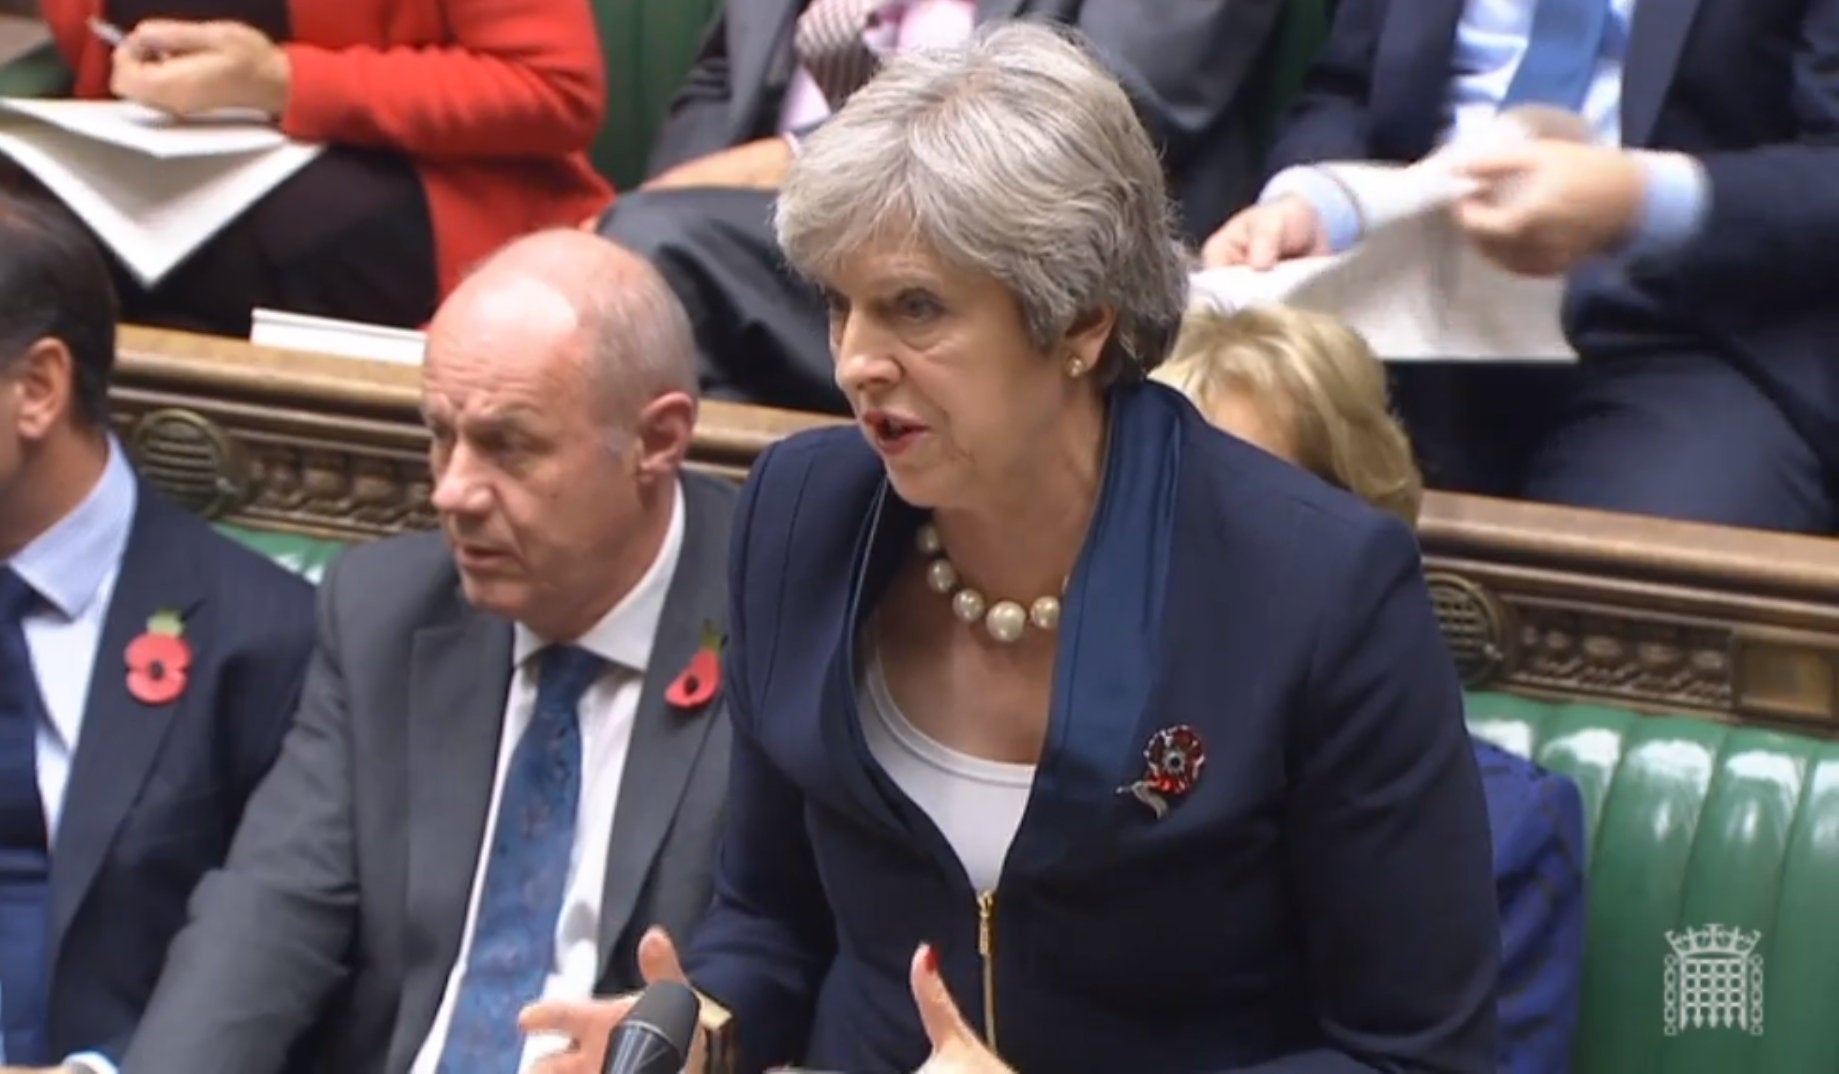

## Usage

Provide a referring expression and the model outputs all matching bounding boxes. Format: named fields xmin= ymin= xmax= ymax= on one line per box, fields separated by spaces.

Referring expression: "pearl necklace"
xmin=916 ymin=523 xmax=1063 ymax=644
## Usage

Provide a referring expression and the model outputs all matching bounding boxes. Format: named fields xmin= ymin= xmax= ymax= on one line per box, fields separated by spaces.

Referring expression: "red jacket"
xmin=44 ymin=0 xmax=616 ymax=298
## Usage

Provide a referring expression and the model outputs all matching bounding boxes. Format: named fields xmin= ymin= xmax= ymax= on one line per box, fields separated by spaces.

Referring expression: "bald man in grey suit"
xmin=121 ymin=232 xmax=735 ymax=1074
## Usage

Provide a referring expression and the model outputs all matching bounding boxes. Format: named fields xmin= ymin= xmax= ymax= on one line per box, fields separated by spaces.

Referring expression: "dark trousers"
xmin=4 ymin=146 xmax=437 ymax=337
xmin=596 ymin=186 xmax=848 ymax=414
xmin=1392 ymin=353 xmax=1836 ymax=534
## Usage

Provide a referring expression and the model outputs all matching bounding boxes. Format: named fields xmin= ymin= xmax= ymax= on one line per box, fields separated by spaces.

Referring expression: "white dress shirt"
xmin=1445 ymin=0 xmax=1639 ymax=147
xmin=858 ymin=639 xmax=1033 ymax=893
xmin=9 ymin=437 xmax=136 ymax=844
xmin=410 ymin=481 xmax=686 ymax=1074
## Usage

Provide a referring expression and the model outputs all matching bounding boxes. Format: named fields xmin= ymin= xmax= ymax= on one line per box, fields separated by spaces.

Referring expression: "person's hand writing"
xmin=642 ymin=137 xmax=793 ymax=193
xmin=1201 ymin=195 xmax=1330 ymax=269
xmin=1451 ymin=141 xmax=1646 ymax=277
xmin=523 ymin=927 xmax=707 ymax=1074
xmin=110 ymin=19 xmax=290 ymax=119
xmin=910 ymin=944 xmax=1014 ymax=1074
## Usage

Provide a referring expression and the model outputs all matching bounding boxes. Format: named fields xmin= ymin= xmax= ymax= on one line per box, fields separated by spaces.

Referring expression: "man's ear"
xmin=631 ymin=391 xmax=697 ymax=485
xmin=8 ymin=337 xmax=75 ymax=442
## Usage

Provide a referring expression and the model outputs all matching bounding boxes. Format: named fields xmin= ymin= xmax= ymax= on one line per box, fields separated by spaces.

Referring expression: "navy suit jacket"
xmin=1268 ymin=0 xmax=1839 ymax=473
xmin=44 ymin=485 xmax=314 ymax=1062
xmin=686 ymin=383 xmax=1500 ymax=1073
xmin=1473 ymin=741 xmax=1587 ymax=1074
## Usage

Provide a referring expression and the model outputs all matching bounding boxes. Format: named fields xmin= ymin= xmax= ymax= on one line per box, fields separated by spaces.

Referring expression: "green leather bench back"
xmin=1471 ymin=694 xmax=1839 ymax=1072
xmin=216 ymin=525 xmax=342 ymax=585
xmin=590 ymin=0 xmax=721 ymax=190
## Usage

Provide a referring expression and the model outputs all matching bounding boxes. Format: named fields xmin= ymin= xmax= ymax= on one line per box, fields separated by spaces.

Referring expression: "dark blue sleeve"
xmin=1279 ymin=515 xmax=1501 ymax=1071
xmin=681 ymin=443 xmax=837 ymax=1072
xmin=1488 ymin=760 xmax=1588 ymax=1074
xmin=1265 ymin=0 xmax=1388 ymax=176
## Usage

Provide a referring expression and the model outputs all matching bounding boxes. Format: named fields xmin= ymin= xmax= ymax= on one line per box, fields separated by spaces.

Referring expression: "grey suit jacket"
xmin=121 ymin=474 xmax=737 ymax=1074
xmin=646 ymin=0 xmax=1287 ymax=236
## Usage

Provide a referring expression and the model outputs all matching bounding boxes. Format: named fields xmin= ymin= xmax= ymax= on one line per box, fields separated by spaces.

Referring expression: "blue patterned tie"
xmin=0 ymin=567 xmax=51 ymax=1066
xmin=435 ymin=644 xmax=606 ymax=1073
xmin=1501 ymin=0 xmax=1612 ymax=113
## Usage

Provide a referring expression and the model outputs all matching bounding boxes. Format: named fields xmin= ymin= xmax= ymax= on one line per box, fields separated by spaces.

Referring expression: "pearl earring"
xmin=1066 ymin=356 xmax=1086 ymax=378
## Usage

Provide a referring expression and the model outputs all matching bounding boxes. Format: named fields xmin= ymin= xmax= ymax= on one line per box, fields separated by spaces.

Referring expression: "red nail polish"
xmin=921 ymin=944 xmax=939 ymax=975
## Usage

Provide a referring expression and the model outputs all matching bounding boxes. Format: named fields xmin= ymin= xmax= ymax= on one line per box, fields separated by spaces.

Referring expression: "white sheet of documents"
xmin=250 ymin=308 xmax=427 ymax=366
xmin=1188 ymin=156 xmax=1576 ymax=363
xmin=0 ymin=98 xmax=322 ymax=287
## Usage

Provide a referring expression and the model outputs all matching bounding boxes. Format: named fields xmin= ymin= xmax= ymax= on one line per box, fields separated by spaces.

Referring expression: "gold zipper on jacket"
xmin=977 ymin=889 xmax=998 ymax=1049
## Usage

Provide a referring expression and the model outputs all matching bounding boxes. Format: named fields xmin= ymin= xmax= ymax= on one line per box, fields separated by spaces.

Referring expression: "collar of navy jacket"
xmin=813 ymin=379 xmax=1184 ymax=884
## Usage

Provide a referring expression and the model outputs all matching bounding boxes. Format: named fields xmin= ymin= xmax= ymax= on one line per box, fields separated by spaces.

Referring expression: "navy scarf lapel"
xmin=827 ymin=383 xmax=1186 ymax=876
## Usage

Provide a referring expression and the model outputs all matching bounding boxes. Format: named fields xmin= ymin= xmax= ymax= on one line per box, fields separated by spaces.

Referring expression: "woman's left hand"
xmin=110 ymin=19 xmax=291 ymax=119
xmin=909 ymin=944 xmax=1016 ymax=1074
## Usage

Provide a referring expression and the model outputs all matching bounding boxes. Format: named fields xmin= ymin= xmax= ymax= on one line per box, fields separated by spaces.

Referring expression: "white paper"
xmin=1190 ymin=150 xmax=1575 ymax=363
xmin=0 ymin=98 xmax=290 ymax=158
xmin=0 ymin=101 xmax=321 ymax=287
xmin=250 ymin=308 xmax=427 ymax=365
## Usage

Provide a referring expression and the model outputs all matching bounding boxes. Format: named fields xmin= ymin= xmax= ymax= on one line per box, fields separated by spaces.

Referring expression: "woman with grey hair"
xmin=526 ymin=22 xmax=1498 ymax=1074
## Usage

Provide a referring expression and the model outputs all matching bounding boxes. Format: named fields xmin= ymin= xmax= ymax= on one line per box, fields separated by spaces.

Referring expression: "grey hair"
xmin=774 ymin=21 xmax=1188 ymax=380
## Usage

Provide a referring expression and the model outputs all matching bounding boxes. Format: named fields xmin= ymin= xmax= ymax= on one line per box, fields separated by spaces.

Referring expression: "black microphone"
xmin=602 ymin=980 xmax=702 ymax=1074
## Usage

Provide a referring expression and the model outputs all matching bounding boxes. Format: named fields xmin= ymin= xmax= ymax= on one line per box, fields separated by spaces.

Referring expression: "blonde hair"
xmin=1155 ymin=306 xmax=1424 ymax=526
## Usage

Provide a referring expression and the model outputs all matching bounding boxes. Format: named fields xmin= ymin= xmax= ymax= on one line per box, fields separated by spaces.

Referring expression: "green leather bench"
xmin=213 ymin=523 xmax=1839 ymax=1072
xmin=1471 ymin=695 xmax=1839 ymax=1071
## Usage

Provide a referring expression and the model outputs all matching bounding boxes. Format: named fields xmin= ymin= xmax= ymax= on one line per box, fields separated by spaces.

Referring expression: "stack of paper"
xmin=1188 ymin=151 xmax=1575 ymax=363
xmin=250 ymin=308 xmax=427 ymax=366
xmin=0 ymin=97 xmax=322 ymax=286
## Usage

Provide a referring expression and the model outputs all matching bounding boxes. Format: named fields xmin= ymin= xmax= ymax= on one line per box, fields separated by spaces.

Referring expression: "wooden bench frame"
xmin=111 ymin=326 xmax=1839 ymax=736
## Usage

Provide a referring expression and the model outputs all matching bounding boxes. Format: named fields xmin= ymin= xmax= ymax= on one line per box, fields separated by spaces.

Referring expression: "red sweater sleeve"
xmin=39 ymin=0 xmax=107 ymax=90
xmin=280 ymin=0 xmax=606 ymax=159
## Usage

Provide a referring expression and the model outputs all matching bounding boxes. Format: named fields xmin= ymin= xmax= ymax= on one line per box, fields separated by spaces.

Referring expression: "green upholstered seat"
xmin=1469 ymin=693 xmax=1839 ymax=1072
xmin=590 ymin=0 xmax=721 ymax=190
xmin=215 ymin=523 xmax=344 ymax=585
xmin=0 ymin=39 xmax=71 ymax=98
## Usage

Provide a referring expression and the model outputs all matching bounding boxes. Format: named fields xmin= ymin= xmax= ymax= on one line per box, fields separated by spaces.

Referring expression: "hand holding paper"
xmin=1449 ymin=141 xmax=1648 ymax=277
xmin=110 ymin=19 xmax=290 ymax=119
xmin=1202 ymin=194 xmax=1331 ymax=270
xmin=1187 ymin=111 xmax=1584 ymax=363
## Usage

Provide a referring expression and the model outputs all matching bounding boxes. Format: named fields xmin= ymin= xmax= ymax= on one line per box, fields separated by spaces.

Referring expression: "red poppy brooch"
xmin=125 ymin=608 xmax=191 ymax=706
xmin=664 ymin=622 xmax=724 ymax=710
xmin=1118 ymin=725 xmax=1207 ymax=819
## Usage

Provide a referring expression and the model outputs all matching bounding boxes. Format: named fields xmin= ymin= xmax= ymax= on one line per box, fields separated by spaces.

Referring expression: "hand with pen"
xmin=103 ymin=18 xmax=291 ymax=120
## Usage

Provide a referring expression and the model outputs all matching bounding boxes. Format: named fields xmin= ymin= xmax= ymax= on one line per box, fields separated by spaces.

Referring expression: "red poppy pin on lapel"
xmin=1119 ymin=725 xmax=1207 ymax=819
xmin=665 ymin=622 xmax=724 ymax=711
xmin=126 ymin=608 xmax=191 ymax=706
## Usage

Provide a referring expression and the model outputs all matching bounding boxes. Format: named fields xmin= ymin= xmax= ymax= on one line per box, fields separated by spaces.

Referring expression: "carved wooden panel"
xmin=109 ymin=328 xmax=1839 ymax=734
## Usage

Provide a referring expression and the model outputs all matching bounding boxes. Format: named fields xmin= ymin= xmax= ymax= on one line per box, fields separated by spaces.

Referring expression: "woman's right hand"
xmin=109 ymin=19 xmax=291 ymax=118
xmin=524 ymin=927 xmax=708 ymax=1074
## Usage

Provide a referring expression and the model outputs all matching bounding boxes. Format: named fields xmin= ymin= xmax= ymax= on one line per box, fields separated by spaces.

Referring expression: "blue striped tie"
xmin=435 ymin=644 xmax=606 ymax=1073
xmin=1501 ymin=0 xmax=1612 ymax=113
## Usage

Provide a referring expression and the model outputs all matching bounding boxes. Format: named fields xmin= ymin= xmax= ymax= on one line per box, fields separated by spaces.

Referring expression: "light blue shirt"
xmin=2 ymin=437 xmax=134 ymax=1074
xmin=1268 ymin=0 xmax=1708 ymax=259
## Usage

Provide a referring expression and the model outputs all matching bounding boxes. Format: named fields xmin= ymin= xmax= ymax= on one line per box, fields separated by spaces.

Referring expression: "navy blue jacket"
xmin=686 ymin=384 xmax=1500 ymax=1072
xmin=1473 ymin=741 xmax=1587 ymax=1074
xmin=45 ymin=486 xmax=314 ymax=1063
